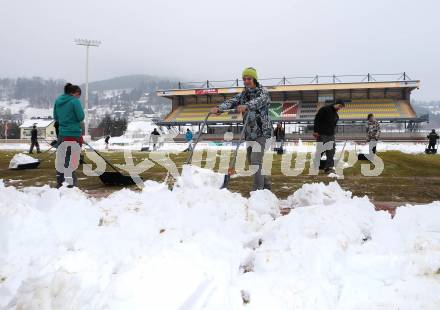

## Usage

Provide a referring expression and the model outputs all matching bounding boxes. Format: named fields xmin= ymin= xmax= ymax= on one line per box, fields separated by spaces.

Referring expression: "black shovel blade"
xmin=358 ymin=153 xmax=369 ymax=161
xmin=98 ymin=171 xmax=137 ymax=186
xmin=220 ymin=174 xmax=231 ymax=189
xmin=13 ymin=161 xmax=41 ymax=170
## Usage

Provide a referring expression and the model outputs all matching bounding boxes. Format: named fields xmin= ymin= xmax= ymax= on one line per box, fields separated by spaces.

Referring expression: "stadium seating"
xmin=163 ymin=99 xmax=415 ymax=123
xmin=337 ymin=99 xmax=403 ymax=119
xmin=168 ymin=104 xmax=241 ymax=122
xmin=299 ymin=102 xmax=319 ymax=119
xmin=167 ymin=101 xmax=300 ymax=122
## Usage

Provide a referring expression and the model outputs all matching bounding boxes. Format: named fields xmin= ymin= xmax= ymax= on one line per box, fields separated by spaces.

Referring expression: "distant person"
xmin=53 ymin=83 xmax=84 ymax=188
xmin=29 ymin=124 xmax=41 ymax=154
xmin=366 ymin=113 xmax=381 ymax=154
xmin=313 ymin=99 xmax=345 ymax=173
xmin=273 ymin=122 xmax=285 ymax=154
xmin=185 ymin=128 xmax=193 ymax=152
xmin=427 ymin=129 xmax=439 ymax=150
xmin=151 ymin=128 xmax=160 ymax=151
xmin=211 ymin=67 xmax=272 ymax=191
xmin=105 ymin=135 xmax=110 ymax=150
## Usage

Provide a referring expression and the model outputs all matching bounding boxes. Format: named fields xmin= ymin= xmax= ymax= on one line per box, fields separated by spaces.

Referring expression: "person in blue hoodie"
xmin=53 ymin=83 xmax=85 ymax=188
xmin=185 ymin=128 xmax=193 ymax=152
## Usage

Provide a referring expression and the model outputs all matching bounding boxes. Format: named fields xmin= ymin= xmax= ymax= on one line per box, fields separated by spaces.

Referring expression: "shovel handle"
xmin=185 ymin=109 xmax=237 ymax=165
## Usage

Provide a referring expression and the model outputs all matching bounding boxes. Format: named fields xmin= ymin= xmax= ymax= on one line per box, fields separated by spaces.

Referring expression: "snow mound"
xmin=285 ymin=181 xmax=353 ymax=208
xmin=175 ymin=164 xmax=225 ymax=189
xmin=248 ymin=189 xmax=280 ymax=219
xmin=1 ymin=180 xmax=439 ymax=309
xmin=8 ymin=153 xmax=39 ymax=169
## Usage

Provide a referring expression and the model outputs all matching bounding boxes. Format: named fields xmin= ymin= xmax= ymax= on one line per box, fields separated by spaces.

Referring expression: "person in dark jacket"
xmin=313 ymin=99 xmax=345 ymax=173
xmin=427 ymin=129 xmax=439 ymax=150
xmin=29 ymin=124 xmax=41 ymax=154
xmin=105 ymin=135 xmax=110 ymax=150
xmin=151 ymin=128 xmax=160 ymax=151
xmin=273 ymin=122 xmax=285 ymax=153
xmin=53 ymin=83 xmax=84 ymax=188
xmin=211 ymin=67 xmax=272 ymax=191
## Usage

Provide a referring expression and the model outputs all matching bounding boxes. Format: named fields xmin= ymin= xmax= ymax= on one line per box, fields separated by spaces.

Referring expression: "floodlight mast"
xmin=74 ymin=39 xmax=101 ymax=137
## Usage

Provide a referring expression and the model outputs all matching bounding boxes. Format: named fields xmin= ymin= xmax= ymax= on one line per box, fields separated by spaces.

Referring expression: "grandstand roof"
xmin=157 ymin=79 xmax=420 ymax=99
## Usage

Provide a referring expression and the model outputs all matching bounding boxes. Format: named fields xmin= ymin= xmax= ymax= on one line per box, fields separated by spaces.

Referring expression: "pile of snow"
xmin=8 ymin=153 xmax=39 ymax=169
xmin=0 ymin=178 xmax=439 ymax=309
xmin=285 ymin=181 xmax=353 ymax=208
xmin=175 ymin=164 xmax=226 ymax=189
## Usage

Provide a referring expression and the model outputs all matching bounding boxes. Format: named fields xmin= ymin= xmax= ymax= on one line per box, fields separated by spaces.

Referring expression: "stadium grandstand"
xmin=156 ymin=73 xmax=428 ymax=141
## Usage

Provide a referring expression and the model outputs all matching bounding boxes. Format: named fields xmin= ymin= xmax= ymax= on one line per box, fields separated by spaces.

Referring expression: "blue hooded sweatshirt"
xmin=53 ymin=94 xmax=85 ymax=137
xmin=185 ymin=130 xmax=193 ymax=141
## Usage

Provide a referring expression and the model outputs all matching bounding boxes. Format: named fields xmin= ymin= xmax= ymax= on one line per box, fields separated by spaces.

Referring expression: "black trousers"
xmin=29 ymin=140 xmax=40 ymax=153
xmin=318 ymin=134 xmax=335 ymax=170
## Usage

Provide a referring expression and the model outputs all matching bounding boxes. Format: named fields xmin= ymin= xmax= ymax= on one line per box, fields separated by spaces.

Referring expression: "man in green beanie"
xmin=211 ymin=67 xmax=272 ymax=191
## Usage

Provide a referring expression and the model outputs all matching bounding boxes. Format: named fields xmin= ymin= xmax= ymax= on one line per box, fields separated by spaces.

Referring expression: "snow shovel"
xmin=185 ymin=111 xmax=212 ymax=165
xmin=357 ymin=140 xmax=378 ymax=160
xmin=11 ymin=159 xmax=41 ymax=170
xmin=185 ymin=109 xmax=237 ymax=165
xmin=318 ymin=139 xmax=348 ymax=170
xmin=220 ymin=112 xmax=250 ymax=189
xmin=83 ymin=141 xmax=139 ymax=186
xmin=11 ymin=144 xmax=57 ymax=170
xmin=425 ymin=141 xmax=438 ymax=154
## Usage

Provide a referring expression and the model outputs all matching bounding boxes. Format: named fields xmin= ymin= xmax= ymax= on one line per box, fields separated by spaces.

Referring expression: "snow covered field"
xmin=1 ymin=167 xmax=439 ymax=309
xmin=0 ymin=140 xmax=435 ymax=155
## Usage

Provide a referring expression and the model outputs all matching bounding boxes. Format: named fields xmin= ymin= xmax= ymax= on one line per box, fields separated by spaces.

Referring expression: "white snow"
xmin=20 ymin=119 xmax=54 ymax=128
xmin=8 ymin=153 xmax=39 ymax=169
xmin=0 ymin=100 xmax=52 ymax=119
xmin=0 ymin=177 xmax=439 ymax=309
xmin=1 ymin=138 xmax=436 ymax=154
xmin=176 ymin=164 xmax=226 ymax=189
xmin=0 ymin=100 xmax=29 ymax=114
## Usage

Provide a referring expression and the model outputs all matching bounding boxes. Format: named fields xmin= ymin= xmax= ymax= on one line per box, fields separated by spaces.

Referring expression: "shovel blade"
xmin=99 ymin=171 xmax=137 ymax=186
xmin=220 ymin=174 xmax=230 ymax=189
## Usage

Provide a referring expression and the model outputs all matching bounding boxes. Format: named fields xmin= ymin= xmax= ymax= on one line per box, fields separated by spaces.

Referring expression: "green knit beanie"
xmin=242 ymin=67 xmax=258 ymax=80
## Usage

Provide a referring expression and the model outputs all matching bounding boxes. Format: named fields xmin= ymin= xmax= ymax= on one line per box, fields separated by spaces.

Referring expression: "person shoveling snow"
xmin=211 ymin=67 xmax=272 ymax=191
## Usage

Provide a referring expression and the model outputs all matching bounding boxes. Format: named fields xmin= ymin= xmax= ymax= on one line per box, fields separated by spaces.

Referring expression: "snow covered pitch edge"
xmin=0 ymin=173 xmax=439 ymax=309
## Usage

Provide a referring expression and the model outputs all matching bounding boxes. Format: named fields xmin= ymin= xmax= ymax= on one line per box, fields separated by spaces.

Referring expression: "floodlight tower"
xmin=74 ymin=38 xmax=101 ymax=137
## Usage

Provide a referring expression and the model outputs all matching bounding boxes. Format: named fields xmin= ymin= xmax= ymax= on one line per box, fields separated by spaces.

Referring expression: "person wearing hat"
xmin=313 ymin=99 xmax=345 ymax=173
xmin=211 ymin=67 xmax=272 ymax=191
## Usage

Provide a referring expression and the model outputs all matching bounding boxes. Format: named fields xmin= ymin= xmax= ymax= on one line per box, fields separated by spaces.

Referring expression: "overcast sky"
xmin=1 ymin=0 xmax=439 ymax=100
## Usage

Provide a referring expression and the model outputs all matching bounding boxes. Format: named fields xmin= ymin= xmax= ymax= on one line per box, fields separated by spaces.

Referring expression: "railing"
xmin=176 ymin=72 xmax=413 ymax=89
